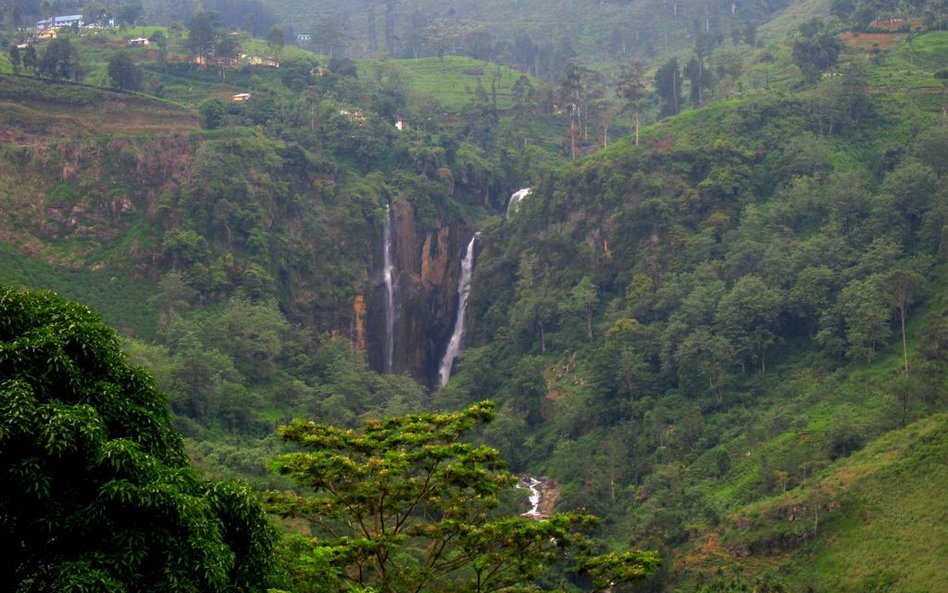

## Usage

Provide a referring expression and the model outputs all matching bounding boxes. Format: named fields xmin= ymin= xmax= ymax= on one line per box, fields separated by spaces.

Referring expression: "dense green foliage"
xmin=1 ymin=3 xmax=947 ymax=590
xmin=436 ymin=34 xmax=948 ymax=587
xmin=267 ymin=401 xmax=660 ymax=593
xmin=0 ymin=286 xmax=275 ymax=593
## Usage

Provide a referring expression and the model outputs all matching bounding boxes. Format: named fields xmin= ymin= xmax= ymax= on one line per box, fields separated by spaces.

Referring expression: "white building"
xmin=35 ymin=14 xmax=83 ymax=29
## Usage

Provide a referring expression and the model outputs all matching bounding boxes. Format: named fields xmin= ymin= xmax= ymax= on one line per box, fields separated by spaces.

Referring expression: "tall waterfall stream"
xmin=382 ymin=203 xmax=396 ymax=374
xmin=438 ymin=234 xmax=478 ymax=387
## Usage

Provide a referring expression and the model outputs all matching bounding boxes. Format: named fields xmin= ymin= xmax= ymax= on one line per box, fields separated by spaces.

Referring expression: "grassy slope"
xmin=356 ymin=55 xmax=535 ymax=111
xmin=809 ymin=416 xmax=948 ymax=592
xmin=0 ymin=74 xmax=198 ymax=338
xmin=709 ymin=411 xmax=948 ymax=592
xmin=759 ymin=0 xmax=834 ymax=41
xmin=0 ymin=256 xmax=160 ymax=339
xmin=0 ymin=74 xmax=197 ymax=141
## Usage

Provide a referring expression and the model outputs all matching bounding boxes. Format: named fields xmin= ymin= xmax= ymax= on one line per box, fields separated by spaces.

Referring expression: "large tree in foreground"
xmin=0 ymin=286 xmax=275 ymax=593
xmin=266 ymin=401 xmax=659 ymax=593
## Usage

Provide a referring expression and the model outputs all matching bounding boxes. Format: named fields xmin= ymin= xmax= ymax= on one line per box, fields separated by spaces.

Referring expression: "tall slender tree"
xmin=654 ymin=57 xmax=681 ymax=117
xmin=618 ymin=58 xmax=648 ymax=146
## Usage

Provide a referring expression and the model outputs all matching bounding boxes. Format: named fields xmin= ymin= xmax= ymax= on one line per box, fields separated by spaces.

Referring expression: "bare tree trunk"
xmin=900 ymin=302 xmax=909 ymax=377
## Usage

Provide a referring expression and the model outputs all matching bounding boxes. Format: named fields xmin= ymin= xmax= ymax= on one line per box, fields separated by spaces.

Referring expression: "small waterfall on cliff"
xmin=519 ymin=477 xmax=543 ymax=517
xmin=506 ymin=188 xmax=532 ymax=218
xmin=382 ymin=203 xmax=396 ymax=374
xmin=438 ymin=233 xmax=478 ymax=387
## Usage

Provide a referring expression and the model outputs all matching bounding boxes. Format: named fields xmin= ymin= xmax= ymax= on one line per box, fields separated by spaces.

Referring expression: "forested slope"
xmin=0 ymin=11 xmax=945 ymax=590
xmin=436 ymin=31 xmax=947 ymax=590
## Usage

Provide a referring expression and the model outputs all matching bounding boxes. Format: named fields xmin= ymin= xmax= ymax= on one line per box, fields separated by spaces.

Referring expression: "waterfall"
xmin=438 ymin=233 xmax=478 ymax=387
xmin=506 ymin=187 xmax=532 ymax=218
xmin=382 ymin=203 xmax=396 ymax=374
xmin=519 ymin=477 xmax=543 ymax=517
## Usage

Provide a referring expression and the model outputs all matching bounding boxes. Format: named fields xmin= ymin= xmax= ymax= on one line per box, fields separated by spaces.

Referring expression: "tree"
xmin=115 ymin=0 xmax=142 ymax=26
xmin=715 ymin=275 xmax=783 ymax=373
xmin=617 ymin=58 xmax=648 ymax=146
xmin=839 ymin=277 xmax=892 ymax=363
xmin=654 ymin=57 xmax=681 ymax=117
xmin=792 ymin=32 xmax=841 ymax=84
xmin=265 ymin=25 xmax=284 ymax=60
xmin=685 ymin=33 xmax=715 ymax=105
xmin=266 ymin=401 xmax=659 ymax=593
xmin=512 ymin=74 xmax=534 ymax=116
xmin=21 ymin=43 xmax=38 ymax=75
xmin=0 ymin=286 xmax=275 ymax=592
xmin=424 ymin=19 xmax=458 ymax=59
xmin=205 ymin=297 xmax=292 ymax=383
xmin=311 ymin=15 xmax=347 ymax=59
xmin=107 ymin=51 xmax=143 ymax=90
xmin=562 ymin=276 xmax=598 ymax=340
xmin=215 ymin=34 xmax=241 ymax=77
xmin=187 ymin=11 xmax=217 ymax=62
xmin=9 ymin=45 xmax=21 ymax=75
xmin=39 ymin=37 xmax=76 ymax=81
xmin=200 ymin=97 xmax=226 ymax=129
xmin=676 ymin=327 xmax=735 ymax=404
xmin=149 ymin=30 xmax=168 ymax=65
xmin=882 ymin=268 xmax=926 ymax=376
xmin=509 ymin=254 xmax=560 ymax=353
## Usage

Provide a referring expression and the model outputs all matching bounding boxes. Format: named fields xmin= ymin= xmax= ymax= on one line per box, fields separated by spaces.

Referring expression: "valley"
xmin=0 ymin=0 xmax=945 ymax=591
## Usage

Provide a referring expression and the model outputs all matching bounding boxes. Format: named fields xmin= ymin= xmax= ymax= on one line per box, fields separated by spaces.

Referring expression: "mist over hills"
xmin=134 ymin=0 xmax=793 ymax=71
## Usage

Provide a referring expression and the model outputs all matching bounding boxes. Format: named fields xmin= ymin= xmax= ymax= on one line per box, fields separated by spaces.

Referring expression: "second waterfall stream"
xmin=437 ymin=233 xmax=478 ymax=387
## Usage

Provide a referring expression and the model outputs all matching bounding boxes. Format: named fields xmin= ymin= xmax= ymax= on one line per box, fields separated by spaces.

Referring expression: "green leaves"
xmin=269 ymin=402 xmax=658 ymax=593
xmin=0 ymin=286 xmax=274 ymax=593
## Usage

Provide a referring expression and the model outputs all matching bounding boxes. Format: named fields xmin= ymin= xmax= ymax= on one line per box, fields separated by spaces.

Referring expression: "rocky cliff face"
xmin=3 ymin=123 xmax=473 ymax=387
xmin=365 ymin=199 xmax=473 ymax=386
xmin=0 ymin=136 xmax=198 ymax=271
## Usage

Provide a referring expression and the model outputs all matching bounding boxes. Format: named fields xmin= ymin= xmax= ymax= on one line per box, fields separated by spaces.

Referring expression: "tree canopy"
xmin=107 ymin=51 xmax=143 ymax=91
xmin=266 ymin=401 xmax=659 ymax=593
xmin=0 ymin=286 xmax=275 ymax=593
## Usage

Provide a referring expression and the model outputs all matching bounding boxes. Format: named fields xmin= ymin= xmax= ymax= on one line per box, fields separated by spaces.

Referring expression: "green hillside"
xmin=0 ymin=5 xmax=945 ymax=592
xmin=360 ymin=55 xmax=534 ymax=111
xmin=715 ymin=412 xmax=948 ymax=592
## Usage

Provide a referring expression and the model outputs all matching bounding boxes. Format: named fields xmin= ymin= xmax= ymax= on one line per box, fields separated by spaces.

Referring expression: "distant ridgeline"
xmin=161 ymin=0 xmax=793 ymax=73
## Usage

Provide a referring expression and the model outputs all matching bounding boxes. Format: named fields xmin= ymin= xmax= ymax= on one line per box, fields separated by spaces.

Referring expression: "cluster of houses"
xmin=34 ymin=14 xmax=86 ymax=29
xmin=19 ymin=13 xmax=152 ymax=49
xmin=22 ymin=13 xmax=118 ymax=45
